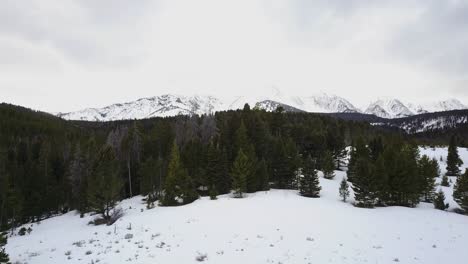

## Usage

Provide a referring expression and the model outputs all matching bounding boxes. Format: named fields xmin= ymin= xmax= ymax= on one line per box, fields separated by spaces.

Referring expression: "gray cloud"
xmin=389 ymin=0 xmax=468 ymax=75
xmin=0 ymin=0 xmax=156 ymax=67
xmin=1 ymin=0 xmax=467 ymax=112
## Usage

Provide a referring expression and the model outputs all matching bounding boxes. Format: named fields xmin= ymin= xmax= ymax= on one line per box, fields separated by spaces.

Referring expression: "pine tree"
xmin=0 ymin=232 xmax=9 ymax=264
xmin=256 ymin=159 xmax=270 ymax=191
xmin=299 ymin=155 xmax=321 ymax=198
xmin=339 ymin=177 xmax=350 ymax=202
xmin=373 ymin=155 xmax=388 ymax=206
xmin=433 ymin=189 xmax=449 ymax=211
xmin=352 ymin=157 xmax=376 ymax=208
xmin=218 ymin=147 xmax=231 ymax=194
xmin=87 ymin=145 xmax=123 ymax=223
xmin=205 ymin=142 xmax=221 ymax=196
xmin=446 ymin=135 xmax=463 ymax=176
xmin=453 ymin=169 xmax=468 ymax=212
xmin=162 ymin=141 xmax=198 ymax=206
xmin=140 ymin=156 xmax=162 ymax=209
xmin=122 ymin=121 xmax=143 ymax=197
xmin=234 ymin=121 xmax=257 ymax=193
xmin=418 ymin=155 xmax=439 ymax=202
xmin=441 ymin=175 xmax=450 ymax=187
xmin=347 ymin=138 xmax=368 ymax=182
xmin=231 ymin=149 xmax=250 ymax=198
xmin=209 ymin=185 xmax=218 ymax=200
xmin=322 ymin=151 xmax=335 ymax=180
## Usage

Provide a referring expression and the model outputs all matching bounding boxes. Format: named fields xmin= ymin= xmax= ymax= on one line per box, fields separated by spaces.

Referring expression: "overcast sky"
xmin=1 ymin=0 xmax=468 ymax=112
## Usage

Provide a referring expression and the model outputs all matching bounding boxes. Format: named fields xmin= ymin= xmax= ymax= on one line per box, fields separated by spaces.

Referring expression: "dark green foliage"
xmin=272 ymin=137 xmax=300 ymax=189
xmin=418 ymin=155 xmax=439 ymax=202
xmin=446 ymin=135 xmax=463 ymax=176
xmin=441 ymin=175 xmax=450 ymax=187
xmin=322 ymin=151 xmax=335 ymax=180
xmin=299 ymin=155 xmax=321 ymax=198
xmin=140 ymin=156 xmax=163 ymax=208
xmin=339 ymin=177 xmax=350 ymax=202
xmin=122 ymin=121 xmax=143 ymax=197
xmin=231 ymin=149 xmax=250 ymax=198
xmin=453 ymin=169 xmax=468 ymax=212
xmin=433 ymin=189 xmax=449 ymax=211
xmin=0 ymin=232 xmax=8 ymax=264
xmin=352 ymin=156 xmax=377 ymax=208
xmin=161 ymin=141 xmax=198 ymax=206
xmin=3 ymin=102 xmax=457 ymax=228
xmin=87 ymin=145 xmax=123 ymax=223
xmin=209 ymin=185 xmax=218 ymax=200
xmin=256 ymin=159 xmax=270 ymax=191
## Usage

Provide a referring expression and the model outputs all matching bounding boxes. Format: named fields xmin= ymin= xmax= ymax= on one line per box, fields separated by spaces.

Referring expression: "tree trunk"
xmin=127 ymin=158 xmax=133 ymax=197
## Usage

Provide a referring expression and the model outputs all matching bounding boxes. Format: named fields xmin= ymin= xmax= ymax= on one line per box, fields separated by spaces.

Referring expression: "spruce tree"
xmin=87 ymin=145 xmax=123 ymax=223
xmin=234 ymin=120 xmax=257 ymax=193
xmin=205 ymin=142 xmax=221 ymax=196
xmin=162 ymin=141 xmax=198 ymax=206
xmin=352 ymin=157 xmax=376 ymax=208
xmin=433 ymin=189 xmax=449 ymax=211
xmin=209 ymin=185 xmax=218 ymax=200
xmin=218 ymin=147 xmax=232 ymax=194
xmin=0 ymin=232 xmax=8 ymax=264
xmin=418 ymin=155 xmax=438 ymax=202
xmin=453 ymin=169 xmax=468 ymax=212
xmin=441 ymin=175 xmax=450 ymax=187
xmin=347 ymin=138 xmax=368 ymax=182
xmin=339 ymin=177 xmax=350 ymax=202
xmin=139 ymin=156 xmax=162 ymax=208
xmin=373 ymin=156 xmax=388 ymax=206
xmin=256 ymin=159 xmax=270 ymax=191
xmin=231 ymin=149 xmax=250 ymax=198
xmin=299 ymin=155 xmax=321 ymax=198
xmin=322 ymin=151 xmax=335 ymax=180
xmin=446 ymin=135 xmax=463 ymax=176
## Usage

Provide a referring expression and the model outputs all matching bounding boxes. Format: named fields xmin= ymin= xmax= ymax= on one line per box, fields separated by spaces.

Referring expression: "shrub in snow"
xmin=108 ymin=208 xmax=124 ymax=225
xmin=195 ymin=253 xmax=208 ymax=262
xmin=90 ymin=218 xmax=107 ymax=226
xmin=433 ymin=190 xmax=449 ymax=210
xmin=72 ymin=240 xmax=86 ymax=247
xmin=65 ymin=250 xmax=72 ymax=256
xmin=441 ymin=175 xmax=450 ymax=187
xmin=18 ymin=227 xmax=27 ymax=236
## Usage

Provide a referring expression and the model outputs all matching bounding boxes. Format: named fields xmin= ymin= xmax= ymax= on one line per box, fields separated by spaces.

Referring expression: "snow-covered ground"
xmin=6 ymin=147 xmax=468 ymax=264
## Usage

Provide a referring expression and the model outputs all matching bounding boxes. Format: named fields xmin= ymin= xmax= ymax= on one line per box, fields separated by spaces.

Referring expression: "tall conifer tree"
xmin=87 ymin=145 xmax=123 ymax=223
xmin=299 ymin=155 xmax=321 ymax=198
xmin=231 ymin=149 xmax=250 ymax=198
xmin=446 ymin=135 xmax=463 ymax=176
xmin=453 ymin=169 xmax=468 ymax=212
xmin=0 ymin=231 xmax=9 ymax=264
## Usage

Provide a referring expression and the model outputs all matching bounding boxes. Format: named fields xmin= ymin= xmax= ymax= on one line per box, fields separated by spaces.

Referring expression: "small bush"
xmin=195 ymin=253 xmax=208 ymax=262
xmin=18 ymin=227 xmax=28 ymax=236
xmin=108 ymin=208 xmax=124 ymax=226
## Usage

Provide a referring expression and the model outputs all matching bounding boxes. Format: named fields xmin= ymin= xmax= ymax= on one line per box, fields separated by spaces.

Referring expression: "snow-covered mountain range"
xmin=57 ymin=93 xmax=467 ymax=121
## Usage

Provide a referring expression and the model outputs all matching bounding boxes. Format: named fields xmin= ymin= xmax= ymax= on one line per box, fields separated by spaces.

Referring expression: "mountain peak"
xmin=57 ymin=94 xmax=467 ymax=121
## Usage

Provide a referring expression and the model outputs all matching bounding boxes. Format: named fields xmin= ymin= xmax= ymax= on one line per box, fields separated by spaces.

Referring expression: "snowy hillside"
xmin=6 ymin=147 xmax=468 ymax=264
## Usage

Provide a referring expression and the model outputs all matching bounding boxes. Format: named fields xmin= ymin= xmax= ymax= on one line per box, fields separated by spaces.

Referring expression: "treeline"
xmin=347 ymin=137 xmax=439 ymax=208
xmin=0 ymin=103 xmax=378 ymax=229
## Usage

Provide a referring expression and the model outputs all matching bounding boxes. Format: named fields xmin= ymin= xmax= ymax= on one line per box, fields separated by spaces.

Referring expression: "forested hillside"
xmin=0 ymin=102 xmax=466 ymax=232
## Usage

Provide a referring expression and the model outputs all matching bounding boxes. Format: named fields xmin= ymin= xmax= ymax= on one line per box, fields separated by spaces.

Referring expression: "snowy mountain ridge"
xmin=57 ymin=94 xmax=467 ymax=121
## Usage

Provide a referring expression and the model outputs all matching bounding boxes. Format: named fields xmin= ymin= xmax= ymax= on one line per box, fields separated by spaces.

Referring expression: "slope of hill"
xmin=6 ymin=147 xmax=468 ymax=264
